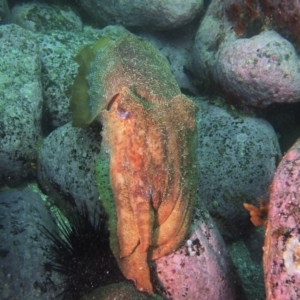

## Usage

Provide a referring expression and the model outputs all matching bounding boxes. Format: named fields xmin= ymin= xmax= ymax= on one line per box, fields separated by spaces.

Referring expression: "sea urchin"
xmin=40 ymin=205 xmax=124 ymax=299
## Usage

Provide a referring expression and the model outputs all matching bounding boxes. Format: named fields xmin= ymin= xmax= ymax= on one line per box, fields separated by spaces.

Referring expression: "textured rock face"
xmin=195 ymin=99 xmax=281 ymax=239
xmin=0 ymin=0 xmax=10 ymax=24
xmin=192 ymin=0 xmax=300 ymax=110
xmin=80 ymin=282 xmax=162 ymax=300
xmin=78 ymin=0 xmax=203 ymax=30
xmin=155 ymin=207 xmax=246 ymax=300
xmin=261 ymin=0 xmax=300 ymax=43
xmin=264 ymin=139 xmax=300 ymax=300
xmin=11 ymin=2 xmax=82 ymax=32
xmin=0 ymin=24 xmax=42 ymax=187
xmin=213 ymin=30 xmax=300 ymax=109
xmin=0 ymin=188 xmax=61 ymax=299
xmin=38 ymin=122 xmax=102 ymax=220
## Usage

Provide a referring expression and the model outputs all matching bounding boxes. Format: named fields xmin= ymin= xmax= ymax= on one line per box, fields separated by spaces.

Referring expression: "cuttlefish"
xmin=70 ymin=33 xmax=198 ymax=294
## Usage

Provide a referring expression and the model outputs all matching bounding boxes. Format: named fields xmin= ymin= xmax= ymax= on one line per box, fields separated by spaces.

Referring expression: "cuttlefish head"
xmin=98 ymin=86 xmax=198 ymax=293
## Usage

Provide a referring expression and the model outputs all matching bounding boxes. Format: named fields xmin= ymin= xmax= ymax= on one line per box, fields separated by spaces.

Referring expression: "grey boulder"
xmin=0 ymin=24 xmax=42 ymax=186
xmin=78 ymin=0 xmax=203 ymax=30
xmin=0 ymin=188 xmax=61 ymax=299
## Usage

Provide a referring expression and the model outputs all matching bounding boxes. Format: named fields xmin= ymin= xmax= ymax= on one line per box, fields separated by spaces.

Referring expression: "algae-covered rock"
xmin=195 ymin=98 xmax=281 ymax=240
xmin=0 ymin=188 xmax=61 ymax=299
xmin=192 ymin=0 xmax=300 ymax=110
xmin=0 ymin=24 xmax=42 ymax=186
xmin=80 ymin=281 xmax=163 ymax=300
xmin=38 ymin=122 xmax=102 ymax=220
xmin=0 ymin=0 xmax=10 ymax=24
xmin=11 ymin=2 xmax=82 ymax=32
xmin=78 ymin=0 xmax=203 ymax=30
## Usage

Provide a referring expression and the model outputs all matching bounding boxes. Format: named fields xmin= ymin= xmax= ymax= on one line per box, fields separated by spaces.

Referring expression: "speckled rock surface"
xmin=259 ymin=0 xmax=300 ymax=44
xmin=264 ymin=138 xmax=300 ymax=300
xmin=0 ymin=24 xmax=42 ymax=187
xmin=155 ymin=206 xmax=246 ymax=299
xmin=213 ymin=30 xmax=300 ymax=109
xmin=11 ymin=2 xmax=83 ymax=32
xmin=0 ymin=0 xmax=10 ymax=24
xmin=228 ymin=234 xmax=265 ymax=300
xmin=78 ymin=0 xmax=203 ymax=30
xmin=0 ymin=188 xmax=61 ymax=300
xmin=38 ymin=122 xmax=102 ymax=219
xmin=81 ymin=281 xmax=163 ymax=300
xmin=37 ymin=25 xmax=129 ymax=130
xmin=195 ymin=98 xmax=281 ymax=239
xmin=191 ymin=0 xmax=300 ymax=110
xmin=191 ymin=0 xmax=236 ymax=86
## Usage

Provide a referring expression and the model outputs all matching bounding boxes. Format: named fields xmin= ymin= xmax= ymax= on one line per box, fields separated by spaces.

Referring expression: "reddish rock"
xmin=264 ymin=138 xmax=300 ymax=299
xmin=261 ymin=0 xmax=300 ymax=43
xmin=155 ymin=209 xmax=246 ymax=300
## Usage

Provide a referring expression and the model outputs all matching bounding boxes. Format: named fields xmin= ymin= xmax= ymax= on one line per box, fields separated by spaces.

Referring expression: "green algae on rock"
xmin=71 ymin=34 xmax=198 ymax=294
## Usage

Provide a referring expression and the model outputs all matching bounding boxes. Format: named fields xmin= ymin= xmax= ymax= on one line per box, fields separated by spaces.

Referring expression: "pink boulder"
xmin=155 ymin=209 xmax=245 ymax=299
xmin=264 ymin=138 xmax=300 ymax=299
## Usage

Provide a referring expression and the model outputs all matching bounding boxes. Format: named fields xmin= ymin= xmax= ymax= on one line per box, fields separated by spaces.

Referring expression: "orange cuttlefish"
xmin=70 ymin=33 xmax=198 ymax=294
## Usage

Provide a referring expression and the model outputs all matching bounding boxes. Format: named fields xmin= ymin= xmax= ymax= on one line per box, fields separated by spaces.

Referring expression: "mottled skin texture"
xmin=73 ymin=34 xmax=198 ymax=294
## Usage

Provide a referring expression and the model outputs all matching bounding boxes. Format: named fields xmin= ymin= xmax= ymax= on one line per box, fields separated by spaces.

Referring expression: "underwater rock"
xmin=264 ymin=138 xmax=300 ymax=300
xmin=0 ymin=188 xmax=61 ymax=299
xmin=155 ymin=207 xmax=246 ymax=299
xmin=78 ymin=0 xmax=203 ymax=30
xmin=195 ymin=98 xmax=281 ymax=240
xmin=38 ymin=122 xmax=102 ymax=220
xmin=11 ymin=2 xmax=82 ymax=32
xmin=0 ymin=24 xmax=42 ymax=187
xmin=228 ymin=234 xmax=265 ymax=300
xmin=0 ymin=0 xmax=10 ymax=24
xmin=191 ymin=0 xmax=237 ymax=88
xmin=213 ymin=30 xmax=300 ymax=109
xmin=80 ymin=281 xmax=162 ymax=300
xmin=36 ymin=25 xmax=129 ymax=130
xmin=259 ymin=0 xmax=300 ymax=44
xmin=192 ymin=0 xmax=300 ymax=110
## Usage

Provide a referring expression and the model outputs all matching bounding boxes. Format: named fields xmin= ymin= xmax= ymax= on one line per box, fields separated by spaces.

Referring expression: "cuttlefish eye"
xmin=116 ymin=107 xmax=130 ymax=120
xmin=106 ymin=94 xmax=130 ymax=120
